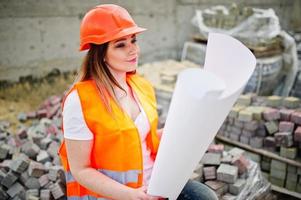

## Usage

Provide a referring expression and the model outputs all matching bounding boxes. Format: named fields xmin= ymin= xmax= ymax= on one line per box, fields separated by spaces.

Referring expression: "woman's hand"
xmin=127 ymin=186 xmax=152 ymax=200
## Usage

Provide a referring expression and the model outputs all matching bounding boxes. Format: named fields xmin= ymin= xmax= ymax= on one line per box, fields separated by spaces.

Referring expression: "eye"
xmin=115 ymin=43 xmax=125 ymax=48
xmin=131 ymin=38 xmax=137 ymax=43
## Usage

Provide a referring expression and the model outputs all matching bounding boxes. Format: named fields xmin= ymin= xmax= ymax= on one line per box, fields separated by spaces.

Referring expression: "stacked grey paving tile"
xmin=218 ymin=94 xmax=301 ymax=192
xmin=290 ymin=33 xmax=301 ymax=98
xmin=0 ymin=95 xmax=66 ymax=200
xmin=190 ymin=145 xmax=274 ymax=199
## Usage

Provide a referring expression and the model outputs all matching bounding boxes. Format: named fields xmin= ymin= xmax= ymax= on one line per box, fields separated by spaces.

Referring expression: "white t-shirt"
xmin=63 ymin=90 xmax=154 ymax=186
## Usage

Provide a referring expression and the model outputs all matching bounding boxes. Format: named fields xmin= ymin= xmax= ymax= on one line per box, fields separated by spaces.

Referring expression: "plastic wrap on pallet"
xmin=236 ymin=160 xmax=271 ymax=200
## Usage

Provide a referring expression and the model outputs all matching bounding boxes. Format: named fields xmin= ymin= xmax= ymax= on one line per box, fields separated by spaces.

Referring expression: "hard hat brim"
xmin=79 ymin=26 xmax=147 ymax=51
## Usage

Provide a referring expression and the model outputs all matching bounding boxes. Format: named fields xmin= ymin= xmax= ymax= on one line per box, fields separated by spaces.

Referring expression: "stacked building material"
xmin=190 ymin=144 xmax=273 ymax=199
xmin=0 ymin=95 xmax=65 ymax=200
xmin=217 ymin=94 xmax=301 ymax=193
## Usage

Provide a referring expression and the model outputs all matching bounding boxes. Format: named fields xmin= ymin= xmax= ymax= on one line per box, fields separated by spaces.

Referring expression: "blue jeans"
xmin=176 ymin=180 xmax=218 ymax=200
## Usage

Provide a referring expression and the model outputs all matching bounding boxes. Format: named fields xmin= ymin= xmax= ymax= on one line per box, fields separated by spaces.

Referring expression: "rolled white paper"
xmin=147 ymin=33 xmax=256 ymax=199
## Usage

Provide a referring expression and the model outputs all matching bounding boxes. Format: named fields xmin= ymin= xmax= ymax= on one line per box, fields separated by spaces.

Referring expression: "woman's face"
xmin=105 ymin=34 xmax=140 ymax=73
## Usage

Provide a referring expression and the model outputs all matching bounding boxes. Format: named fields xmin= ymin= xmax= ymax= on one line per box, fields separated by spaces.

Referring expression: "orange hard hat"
xmin=79 ymin=4 xmax=146 ymax=51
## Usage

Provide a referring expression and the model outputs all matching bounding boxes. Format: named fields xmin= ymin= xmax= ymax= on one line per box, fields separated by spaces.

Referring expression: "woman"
xmin=59 ymin=4 xmax=218 ymax=200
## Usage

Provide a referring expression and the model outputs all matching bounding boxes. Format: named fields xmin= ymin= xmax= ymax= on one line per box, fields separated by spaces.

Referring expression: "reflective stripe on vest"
xmin=65 ymin=169 xmax=141 ymax=184
xmin=68 ymin=195 xmax=107 ymax=200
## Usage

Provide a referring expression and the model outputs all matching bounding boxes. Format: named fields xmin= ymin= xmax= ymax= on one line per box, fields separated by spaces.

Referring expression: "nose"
xmin=128 ymin=43 xmax=138 ymax=55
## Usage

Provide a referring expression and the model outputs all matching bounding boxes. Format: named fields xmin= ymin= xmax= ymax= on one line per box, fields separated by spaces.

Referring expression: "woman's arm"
xmin=65 ymin=139 xmax=152 ymax=200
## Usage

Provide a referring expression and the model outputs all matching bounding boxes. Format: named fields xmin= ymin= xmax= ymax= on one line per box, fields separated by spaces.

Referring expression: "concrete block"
xmin=264 ymin=121 xmax=278 ymax=135
xmin=39 ymin=174 xmax=50 ymax=188
xmin=271 ymin=160 xmax=287 ymax=171
xmin=229 ymin=133 xmax=240 ymax=141
xmin=217 ymin=164 xmax=238 ymax=184
xmin=234 ymin=119 xmax=244 ymax=128
xmin=28 ymin=161 xmax=47 ymax=178
xmin=21 ymin=141 xmax=40 ymax=159
xmin=201 ymin=153 xmax=221 ymax=166
xmin=40 ymin=137 xmax=52 ymax=150
xmin=17 ymin=127 xmax=28 ymax=139
xmin=260 ymin=161 xmax=271 ymax=172
xmin=236 ymin=95 xmax=252 ymax=106
xmin=291 ymin=111 xmax=301 ymax=125
xmin=48 ymin=166 xmax=64 ymax=182
xmin=250 ymin=137 xmax=264 ymax=148
xmin=10 ymin=154 xmax=30 ymax=173
xmin=25 ymin=177 xmax=41 ymax=189
xmin=279 ymin=109 xmax=294 ymax=121
xmin=239 ymin=135 xmax=250 ymax=145
xmin=287 ymin=165 xmax=297 ymax=173
xmin=294 ymin=126 xmax=301 ymax=142
xmin=280 ymin=147 xmax=297 ymax=159
xmin=221 ymin=155 xmax=232 ymax=164
xmin=285 ymin=179 xmax=297 ymax=191
xmin=274 ymin=132 xmax=293 ymax=147
xmin=40 ymin=189 xmax=51 ymax=200
xmin=283 ymin=97 xmax=300 ymax=109
xmin=231 ymin=155 xmax=250 ymax=175
xmin=238 ymin=110 xmax=253 ymax=122
xmin=229 ymin=179 xmax=245 ymax=195
xmin=26 ymin=189 xmax=39 ymax=199
xmin=231 ymin=126 xmax=242 ymax=135
xmin=49 ymin=181 xmax=65 ymax=199
xmin=270 ymin=176 xmax=285 ymax=187
xmin=241 ymin=129 xmax=255 ymax=137
xmin=228 ymin=148 xmax=245 ymax=157
xmin=47 ymin=141 xmax=59 ymax=159
xmin=279 ymin=121 xmax=295 ymax=133
xmin=37 ymin=150 xmax=51 ymax=163
xmin=205 ymin=180 xmax=228 ymax=197
xmin=266 ymin=96 xmax=282 ymax=107
xmin=263 ymin=108 xmax=280 ymax=121
xmin=243 ymin=120 xmax=258 ymax=131
xmin=6 ymin=182 xmax=25 ymax=198
xmin=203 ymin=166 xmax=216 ymax=180
xmin=0 ymin=187 xmax=8 ymax=200
xmin=0 ymin=144 xmax=10 ymax=159
xmin=207 ymin=144 xmax=224 ymax=154
xmin=263 ymin=137 xmax=276 ymax=152
xmin=270 ymin=168 xmax=286 ymax=180
xmin=1 ymin=170 xmax=18 ymax=188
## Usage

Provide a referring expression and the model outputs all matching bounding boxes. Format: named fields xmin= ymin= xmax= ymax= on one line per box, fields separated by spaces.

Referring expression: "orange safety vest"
xmin=58 ymin=74 xmax=160 ymax=200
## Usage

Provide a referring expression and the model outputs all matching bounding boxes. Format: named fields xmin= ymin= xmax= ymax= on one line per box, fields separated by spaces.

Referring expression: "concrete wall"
xmin=0 ymin=0 xmax=300 ymax=81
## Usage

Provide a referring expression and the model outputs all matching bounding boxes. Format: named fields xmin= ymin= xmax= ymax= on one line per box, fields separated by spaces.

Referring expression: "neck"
xmin=108 ymin=68 xmax=129 ymax=92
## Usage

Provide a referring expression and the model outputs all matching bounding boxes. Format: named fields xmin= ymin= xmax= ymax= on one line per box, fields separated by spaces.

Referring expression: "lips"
xmin=127 ymin=57 xmax=137 ymax=63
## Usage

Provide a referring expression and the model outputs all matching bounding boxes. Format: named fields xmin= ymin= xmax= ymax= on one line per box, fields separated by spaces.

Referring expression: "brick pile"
xmin=0 ymin=95 xmax=65 ymax=200
xmin=218 ymin=94 xmax=301 ymax=192
xmin=190 ymin=144 xmax=274 ymax=199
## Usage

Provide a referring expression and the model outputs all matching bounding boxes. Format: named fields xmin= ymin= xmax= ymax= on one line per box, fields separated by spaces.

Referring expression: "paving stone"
xmin=231 ymin=155 xmax=250 ymax=175
xmin=247 ymin=106 xmax=266 ymax=121
xmin=266 ymin=96 xmax=282 ymax=107
xmin=280 ymin=147 xmax=297 ymax=159
xmin=245 ymin=152 xmax=261 ymax=163
xmin=241 ymin=129 xmax=255 ymax=137
xmin=25 ymin=177 xmax=41 ymax=189
xmin=234 ymin=119 xmax=244 ymax=128
xmin=270 ymin=168 xmax=286 ymax=180
xmin=203 ymin=166 xmax=216 ymax=180
xmin=6 ymin=182 xmax=25 ymax=198
xmin=291 ymin=111 xmax=301 ymax=125
xmin=238 ymin=110 xmax=253 ymax=122
xmin=0 ymin=144 xmax=10 ymax=160
xmin=207 ymin=144 xmax=224 ymax=154
xmin=285 ymin=179 xmax=297 ymax=191
xmin=264 ymin=121 xmax=278 ymax=135
xmin=250 ymin=137 xmax=264 ymax=148
xmin=260 ymin=160 xmax=271 ymax=172
xmin=287 ymin=172 xmax=298 ymax=182
xmin=190 ymin=172 xmax=202 ymax=182
xmin=47 ymin=141 xmax=59 ymax=159
xmin=48 ymin=166 xmax=64 ymax=182
xmin=10 ymin=154 xmax=30 ymax=173
xmin=19 ymin=171 xmax=29 ymax=185
xmin=40 ymin=189 xmax=51 ymax=200
xmin=279 ymin=109 xmax=294 ymax=121
xmin=39 ymin=174 xmax=50 ymax=188
xmin=1 ymin=170 xmax=18 ymax=188
xmin=294 ymin=126 xmax=301 ymax=142
xmin=37 ymin=109 xmax=48 ymax=119
xmin=274 ymin=132 xmax=293 ymax=147
xmin=217 ymin=164 xmax=238 ymax=184
xmin=231 ymin=126 xmax=242 ymax=135
xmin=228 ymin=148 xmax=245 ymax=157
xmin=243 ymin=120 xmax=258 ymax=131
xmin=49 ymin=181 xmax=65 ymax=199
xmin=279 ymin=121 xmax=295 ymax=133
xmin=201 ymin=153 xmax=221 ymax=166
xmin=263 ymin=108 xmax=280 ymax=121
xmin=28 ymin=161 xmax=47 ymax=178
xmin=40 ymin=137 xmax=52 ymax=150
xmin=239 ymin=135 xmax=250 ymax=144
xmin=221 ymin=193 xmax=237 ymax=200
xmin=271 ymin=160 xmax=287 ymax=171
xmin=229 ymin=179 xmax=246 ymax=195
xmin=0 ymin=186 xmax=8 ymax=199
xmin=21 ymin=141 xmax=40 ymax=159
xmin=263 ymin=137 xmax=276 ymax=151
xmin=16 ymin=127 xmax=28 ymax=139
xmin=26 ymin=189 xmax=39 ymax=199
xmin=229 ymin=132 xmax=240 ymax=141
xmin=221 ymin=155 xmax=232 ymax=164
xmin=270 ymin=176 xmax=285 ymax=187
xmin=283 ymin=97 xmax=300 ymax=109
xmin=205 ymin=180 xmax=228 ymax=197
xmin=287 ymin=165 xmax=297 ymax=173
xmin=37 ymin=150 xmax=51 ymax=164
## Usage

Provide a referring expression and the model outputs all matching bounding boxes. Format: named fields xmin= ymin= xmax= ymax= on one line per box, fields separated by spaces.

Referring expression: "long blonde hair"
xmin=75 ymin=43 xmax=128 ymax=112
